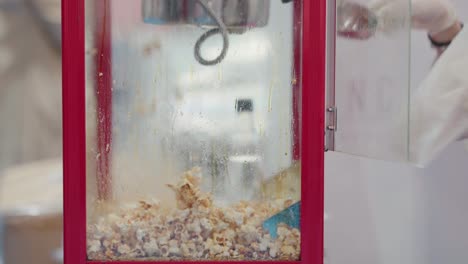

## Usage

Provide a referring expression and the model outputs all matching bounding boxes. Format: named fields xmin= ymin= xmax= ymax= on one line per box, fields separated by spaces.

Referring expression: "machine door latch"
xmin=325 ymin=106 xmax=337 ymax=152
xmin=326 ymin=106 xmax=337 ymax=131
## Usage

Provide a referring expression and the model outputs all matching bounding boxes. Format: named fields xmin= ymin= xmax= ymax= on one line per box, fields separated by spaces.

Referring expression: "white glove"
xmin=369 ymin=0 xmax=458 ymax=35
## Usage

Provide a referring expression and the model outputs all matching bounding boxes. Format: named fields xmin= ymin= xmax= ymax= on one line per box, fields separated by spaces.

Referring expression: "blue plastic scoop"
xmin=262 ymin=201 xmax=301 ymax=239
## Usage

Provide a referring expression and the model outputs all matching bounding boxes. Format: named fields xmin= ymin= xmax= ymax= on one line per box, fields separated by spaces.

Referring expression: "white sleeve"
xmin=410 ymin=28 xmax=468 ymax=167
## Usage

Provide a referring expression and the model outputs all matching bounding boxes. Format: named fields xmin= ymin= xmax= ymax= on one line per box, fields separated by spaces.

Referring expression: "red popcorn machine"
xmin=63 ymin=0 xmax=410 ymax=263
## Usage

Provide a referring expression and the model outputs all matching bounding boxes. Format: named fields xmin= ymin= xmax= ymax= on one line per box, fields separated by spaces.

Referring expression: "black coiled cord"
xmin=194 ymin=0 xmax=230 ymax=66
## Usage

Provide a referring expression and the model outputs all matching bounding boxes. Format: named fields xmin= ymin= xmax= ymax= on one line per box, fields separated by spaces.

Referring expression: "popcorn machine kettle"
xmin=63 ymin=0 xmax=325 ymax=263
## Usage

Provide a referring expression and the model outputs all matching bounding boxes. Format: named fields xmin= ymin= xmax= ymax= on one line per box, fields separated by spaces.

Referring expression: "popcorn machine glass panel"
xmin=85 ymin=0 xmax=302 ymax=261
xmin=328 ymin=0 xmax=412 ymax=161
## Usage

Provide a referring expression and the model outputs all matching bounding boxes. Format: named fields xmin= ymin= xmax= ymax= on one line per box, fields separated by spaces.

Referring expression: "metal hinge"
xmin=325 ymin=106 xmax=337 ymax=152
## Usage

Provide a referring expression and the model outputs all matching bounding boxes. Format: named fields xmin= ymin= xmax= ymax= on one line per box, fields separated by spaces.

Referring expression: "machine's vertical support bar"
xmin=292 ymin=0 xmax=302 ymax=161
xmin=95 ymin=0 xmax=113 ymax=201
xmin=62 ymin=0 xmax=87 ymax=263
xmin=301 ymin=0 xmax=326 ymax=263
xmin=325 ymin=0 xmax=337 ymax=151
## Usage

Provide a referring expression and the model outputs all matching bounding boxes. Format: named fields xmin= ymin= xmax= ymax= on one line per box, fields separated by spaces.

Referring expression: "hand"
xmin=369 ymin=0 xmax=458 ymax=35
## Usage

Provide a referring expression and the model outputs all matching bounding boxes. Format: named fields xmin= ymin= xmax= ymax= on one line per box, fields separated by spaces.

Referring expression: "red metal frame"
xmin=63 ymin=0 xmax=325 ymax=263
xmin=63 ymin=0 xmax=87 ymax=262
xmin=301 ymin=0 xmax=326 ymax=262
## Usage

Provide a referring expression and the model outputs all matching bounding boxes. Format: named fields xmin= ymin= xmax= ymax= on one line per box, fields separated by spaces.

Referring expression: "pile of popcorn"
xmin=87 ymin=168 xmax=300 ymax=260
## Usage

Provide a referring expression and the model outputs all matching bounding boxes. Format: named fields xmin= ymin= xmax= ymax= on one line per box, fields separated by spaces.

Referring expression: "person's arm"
xmin=370 ymin=0 xmax=463 ymax=56
xmin=409 ymin=28 xmax=468 ymax=166
xmin=429 ymin=21 xmax=464 ymax=57
xmin=430 ymin=21 xmax=463 ymax=43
